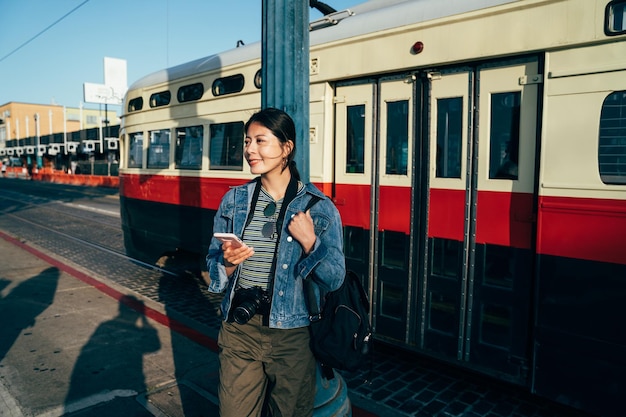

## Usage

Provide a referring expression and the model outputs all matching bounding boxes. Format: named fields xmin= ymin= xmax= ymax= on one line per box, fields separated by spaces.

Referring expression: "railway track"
xmin=0 ymin=178 xmax=225 ymax=336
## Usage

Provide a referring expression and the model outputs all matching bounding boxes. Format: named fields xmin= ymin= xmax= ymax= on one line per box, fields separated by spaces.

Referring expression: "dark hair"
xmin=245 ymin=107 xmax=300 ymax=180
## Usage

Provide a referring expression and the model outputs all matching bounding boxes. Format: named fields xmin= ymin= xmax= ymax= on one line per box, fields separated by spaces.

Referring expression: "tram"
xmin=118 ymin=1 xmax=626 ymax=415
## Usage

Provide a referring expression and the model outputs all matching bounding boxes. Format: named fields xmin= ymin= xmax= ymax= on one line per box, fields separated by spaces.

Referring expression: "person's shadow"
xmin=158 ymin=267 xmax=221 ymax=415
xmin=0 ymin=267 xmax=60 ymax=362
xmin=64 ymin=295 xmax=160 ymax=412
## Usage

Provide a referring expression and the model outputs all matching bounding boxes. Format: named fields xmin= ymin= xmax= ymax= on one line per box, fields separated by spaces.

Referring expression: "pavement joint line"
xmin=0 ymin=377 xmax=26 ymax=417
xmin=59 ymin=201 xmax=120 ymax=217
xmin=35 ymin=389 xmax=138 ymax=417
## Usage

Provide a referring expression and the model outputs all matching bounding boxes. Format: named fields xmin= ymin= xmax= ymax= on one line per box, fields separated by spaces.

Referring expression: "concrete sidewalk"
xmin=0 ymin=236 xmax=221 ymax=417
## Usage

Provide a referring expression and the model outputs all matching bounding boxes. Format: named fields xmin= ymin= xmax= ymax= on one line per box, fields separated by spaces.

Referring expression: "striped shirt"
xmin=237 ymin=188 xmax=282 ymax=290
xmin=238 ymin=182 xmax=304 ymax=290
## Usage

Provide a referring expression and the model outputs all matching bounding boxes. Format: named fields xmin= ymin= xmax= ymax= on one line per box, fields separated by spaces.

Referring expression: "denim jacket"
xmin=206 ymin=179 xmax=346 ymax=329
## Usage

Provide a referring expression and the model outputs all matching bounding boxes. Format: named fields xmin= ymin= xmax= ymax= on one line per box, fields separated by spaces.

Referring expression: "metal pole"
xmin=35 ymin=113 xmax=41 ymax=168
xmin=261 ymin=0 xmax=310 ymax=182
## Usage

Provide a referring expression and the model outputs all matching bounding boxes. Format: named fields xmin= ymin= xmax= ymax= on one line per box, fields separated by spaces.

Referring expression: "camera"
xmin=231 ymin=287 xmax=271 ymax=324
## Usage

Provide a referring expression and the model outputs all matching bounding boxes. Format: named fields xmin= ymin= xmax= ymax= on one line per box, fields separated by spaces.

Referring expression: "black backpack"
xmin=304 ymin=270 xmax=372 ymax=378
xmin=301 ymin=195 xmax=372 ymax=378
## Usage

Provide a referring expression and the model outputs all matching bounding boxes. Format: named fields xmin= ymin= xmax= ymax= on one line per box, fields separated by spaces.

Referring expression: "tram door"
xmin=423 ymin=59 xmax=540 ymax=383
xmin=335 ymin=77 xmax=416 ymax=342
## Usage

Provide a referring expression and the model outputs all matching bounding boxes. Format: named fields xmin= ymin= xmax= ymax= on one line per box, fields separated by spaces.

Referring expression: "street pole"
xmin=261 ymin=0 xmax=310 ymax=182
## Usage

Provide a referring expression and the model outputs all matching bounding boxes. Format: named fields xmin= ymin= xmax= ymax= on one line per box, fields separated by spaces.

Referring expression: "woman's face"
xmin=244 ymin=121 xmax=292 ymax=176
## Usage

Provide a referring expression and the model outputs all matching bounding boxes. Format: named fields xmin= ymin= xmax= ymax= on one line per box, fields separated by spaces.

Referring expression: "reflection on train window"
xmin=128 ymin=132 xmax=143 ymax=168
xmin=209 ymin=122 xmax=244 ymax=170
xmin=344 ymin=226 xmax=366 ymax=262
xmin=431 ymin=238 xmax=461 ymax=279
xmin=128 ymin=97 xmax=143 ymax=112
xmin=147 ymin=129 xmax=171 ymax=169
xmin=480 ymin=303 xmax=511 ymax=349
xmin=598 ymin=90 xmax=626 ymax=185
xmin=212 ymin=74 xmax=245 ymax=96
xmin=380 ymin=282 xmax=404 ymax=320
xmin=436 ymin=97 xmax=462 ymax=178
xmin=177 ymin=83 xmax=204 ymax=103
xmin=381 ymin=230 xmax=407 ymax=269
xmin=386 ymin=100 xmax=409 ymax=175
xmin=149 ymin=91 xmax=171 ymax=108
xmin=489 ymin=92 xmax=520 ymax=180
xmin=428 ymin=291 xmax=456 ymax=335
xmin=175 ymin=126 xmax=203 ymax=170
xmin=605 ymin=0 xmax=626 ymax=35
xmin=483 ymin=244 xmax=514 ymax=288
xmin=346 ymin=105 xmax=365 ymax=173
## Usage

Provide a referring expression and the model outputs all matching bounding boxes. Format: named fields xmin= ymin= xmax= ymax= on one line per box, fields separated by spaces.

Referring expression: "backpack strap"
xmin=303 ymin=194 xmax=322 ymax=213
xmin=302 ymin=194 xmax=323 ymax=321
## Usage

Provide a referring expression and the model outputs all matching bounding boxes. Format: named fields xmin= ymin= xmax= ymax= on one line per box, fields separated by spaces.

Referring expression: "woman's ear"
xmin=283 ymin=140 xmax=295 ymax=157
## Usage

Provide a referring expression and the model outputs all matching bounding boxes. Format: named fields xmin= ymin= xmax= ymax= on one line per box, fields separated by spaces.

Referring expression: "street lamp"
xmin=34 ymin=113 xmax=41 ymax=169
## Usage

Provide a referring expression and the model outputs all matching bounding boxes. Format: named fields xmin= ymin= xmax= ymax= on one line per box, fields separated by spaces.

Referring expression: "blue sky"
xmin=0 ymin=0 xmax=358 ymax=112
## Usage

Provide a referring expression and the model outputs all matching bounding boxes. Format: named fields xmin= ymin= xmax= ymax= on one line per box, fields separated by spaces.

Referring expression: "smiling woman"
xmin=206 ymin=108 xmax=346 ymax=417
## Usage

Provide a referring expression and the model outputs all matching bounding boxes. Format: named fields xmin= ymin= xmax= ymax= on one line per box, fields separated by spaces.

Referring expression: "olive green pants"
xmin=217 ymin=315 xmax=316 ymax=417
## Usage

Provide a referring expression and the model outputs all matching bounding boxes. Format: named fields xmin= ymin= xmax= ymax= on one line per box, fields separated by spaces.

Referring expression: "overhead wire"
xmin=0 ymin=0 xmax=91 ymax=64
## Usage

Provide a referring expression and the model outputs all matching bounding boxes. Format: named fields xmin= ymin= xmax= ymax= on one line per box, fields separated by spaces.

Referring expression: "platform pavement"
xmin=0 ymin=232 xmax=385 ymax=417
xmin=0 ymin=235 xmax=222 ymax=417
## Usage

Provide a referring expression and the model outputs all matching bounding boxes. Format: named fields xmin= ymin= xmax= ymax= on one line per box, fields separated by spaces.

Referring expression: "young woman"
xmin=206 ymin=108 xmax=345 ymax=417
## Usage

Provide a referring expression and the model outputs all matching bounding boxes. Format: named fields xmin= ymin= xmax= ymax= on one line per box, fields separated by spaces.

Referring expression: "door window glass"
xmin=489 ymin=92 xmax=520 ymax=180
xmin=386 ymin=100 xmax=409 ymax=175
xmin=346 ymin=105 xmax=365 ymax=173
xmin=428 ymin=292 xmax=457 ymax=335
xmin=436 ymin=97 xmax=463 ymax=178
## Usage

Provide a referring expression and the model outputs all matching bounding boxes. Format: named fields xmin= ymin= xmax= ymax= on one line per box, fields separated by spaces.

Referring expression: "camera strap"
xmin=241 ymin=176 xmax=299 ymax=322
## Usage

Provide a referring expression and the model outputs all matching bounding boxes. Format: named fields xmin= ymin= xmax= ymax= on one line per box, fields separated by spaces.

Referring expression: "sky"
xmin=0 ymin=0 xmax=358 ymax=113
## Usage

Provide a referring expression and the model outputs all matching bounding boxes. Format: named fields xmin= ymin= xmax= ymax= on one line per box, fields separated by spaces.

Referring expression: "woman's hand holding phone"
xmin=214 ymin=233 xmax=254 ymax=272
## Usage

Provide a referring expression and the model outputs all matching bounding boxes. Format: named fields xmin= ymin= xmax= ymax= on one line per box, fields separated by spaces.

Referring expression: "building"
xmin=0 ymin=102 xmax=120 ymax=163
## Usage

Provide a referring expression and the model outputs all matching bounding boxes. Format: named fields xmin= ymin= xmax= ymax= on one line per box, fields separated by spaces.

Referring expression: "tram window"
xmin=385 ymin=100 xmax=409 ymax=175
xmin=147 ymin=129 xmax=170 ymax=169
xmin=212 ymin=74 xmax=245 ymax=96
xmin=483 ymin=244 xmax=514 ymax=289
xmin=380 ymin=282 xmax=404 ymax=320
xmin=605 ymin=0 xmax=626 ymax=35
xmin=436 ymin=97 xmax=463 ymax=178
xmin=431 ymin=239 xmax=461 ymax=279
xmin=254 ymin=69 xmax=262 ymax=89
xmin=344 ymin=226 xmax=367 ymax=262
xmin=381 ymin=230 xmax=408 ymax=269
xmin=209 ymin=122 xmax=244 ymax=170
xmin=177 ymin=83 xmax=204 ymax=103
xmin=128 ymin=132 xmax=143 ymax=168
xmin=489 ymin=92 xmax=520 ymax=180
xmin=175 ymin=126 xmax=203 ymax=170
xmin=598 ymin=90 xmax=626 ymax=185
xmin=428 ymin=292 xmax=456 ymax=336
xmin=346 ymin=105 xmax=365 ymax=173
xmin=127 ymin=97 xmax=143 ymax=112
xmin=480 ymin=303 xmax=511 ymax=349
xmin=149 ymin=91 xmax=171 ymax=108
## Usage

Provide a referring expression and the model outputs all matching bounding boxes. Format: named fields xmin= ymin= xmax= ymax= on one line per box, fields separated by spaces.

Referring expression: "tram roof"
xmin=128 ymin=0 xmax=518 ymax=91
